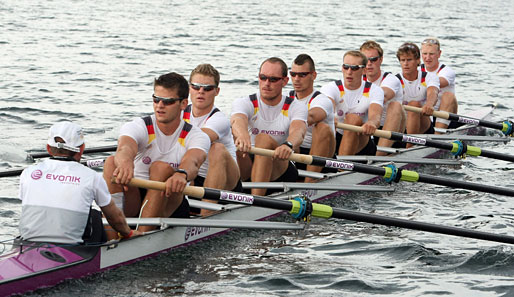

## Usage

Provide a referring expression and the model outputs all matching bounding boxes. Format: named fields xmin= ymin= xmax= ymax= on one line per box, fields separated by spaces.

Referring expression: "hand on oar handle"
xmin=112 ymin=177 xmax=207 ymax=199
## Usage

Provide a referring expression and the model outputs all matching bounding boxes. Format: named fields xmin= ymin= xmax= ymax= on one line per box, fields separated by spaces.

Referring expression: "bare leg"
xmin=377 ymin=102 xmax=406 ymax=156
xmin=139 ymin=161 xmax=182 ymax=232
xmin=201 ymin=143 xmax=240 ymax=216
xmin=305 ymin=122 xmax=335 ymax=183
xmin=435 ymin=92 xmax=458 ymax=133
xmin=338 ymin=114 xmax=369 ymax=155
xmin=251 ymin=134 xmax=288 ymax=196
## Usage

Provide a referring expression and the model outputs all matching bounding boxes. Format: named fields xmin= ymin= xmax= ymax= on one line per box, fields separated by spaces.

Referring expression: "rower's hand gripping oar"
xmin=248 ymin=147 xmax=514 ymax=197
xmin=124 ymin=177 xmax=514 ymax=245
xmin=403 ymin=105 xmax=514 ymax=137
xmin=337 ymin=122 xmax=514 ymax=163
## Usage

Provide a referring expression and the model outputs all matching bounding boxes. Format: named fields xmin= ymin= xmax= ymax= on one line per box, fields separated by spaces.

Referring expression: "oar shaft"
xmin=403 ymin=105 xmax=508 ymax=132
xmin=27 ymin=145 xmax=117 ymax=160
xmin=248 ymin=147 xmax=514 ymax=197
xmin=337 ymin=123 xmax=514 ymax=162
xmin=0 ymin=158 xmax=106 ymax=178
xmin=126 ymin=178 xmax=514 ymax=245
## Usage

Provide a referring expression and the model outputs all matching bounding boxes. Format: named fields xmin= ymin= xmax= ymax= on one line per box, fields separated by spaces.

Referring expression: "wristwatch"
xmin=282 ymin=141 xmax=294 ymax=150
xmin=175 ymin=168 xmax=189 ymax=181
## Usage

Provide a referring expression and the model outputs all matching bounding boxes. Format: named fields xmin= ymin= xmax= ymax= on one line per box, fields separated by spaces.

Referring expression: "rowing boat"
xmin=0 ymin=105 xmax=499 ymax=296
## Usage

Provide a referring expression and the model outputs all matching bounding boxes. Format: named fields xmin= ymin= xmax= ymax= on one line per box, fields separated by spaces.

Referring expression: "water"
xmin=2 ymin=0 xmax=514 ymax=296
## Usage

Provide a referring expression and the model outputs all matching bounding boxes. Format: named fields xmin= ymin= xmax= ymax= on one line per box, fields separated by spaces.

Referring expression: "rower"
xmin=396 ymin=42 xmax=440 ymax=144
xmin=320 ymin=50 xmax=384 ymax=156
xmin=360 ymin=40 xmax=406 ymax=155
xmin=103 ymin=72 xmax=210 ymax=232
xmin=420 ymin=37 xmax=459 ymax=132
xmin=185 ymin=64 xmax=242 ymax=216
xmin=231 ymin=57 xmax=307 ymax=196
xmin=18 ymin=121 xmax=140 ymax=244
xmin=288 ymin=54 xmax=336 ymax=182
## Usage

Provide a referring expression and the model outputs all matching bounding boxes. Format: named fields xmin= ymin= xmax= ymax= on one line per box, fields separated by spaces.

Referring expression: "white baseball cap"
xmin=47 ymin=121 xmax=84 ymax=153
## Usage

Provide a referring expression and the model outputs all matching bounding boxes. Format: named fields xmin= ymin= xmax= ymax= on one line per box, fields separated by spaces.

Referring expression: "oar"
xmin=337 ymin=123 xmax=514 ymax=162
xmin=249 ymin=147 xmax=514 ymax=197
xmin=0 ymin=158 xmax=106 ymax=178
xmin=126 ymin=178 xmax=514 ymax=245
xmin=27 ymin=145 xmax=117 ymax=160
xmin=403 ymin=105 xmax=514 ymax=136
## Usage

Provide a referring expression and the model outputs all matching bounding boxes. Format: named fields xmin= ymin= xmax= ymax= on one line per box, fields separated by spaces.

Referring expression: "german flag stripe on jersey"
xmin=178 ymin=122 xmax=192 ymax=147
xmin=182 ymin=104 xmax=192 ymax=123
xmin=143 ymin=116 xmax=156 ymax=144
xmin=421 ymin=64 xmax=446 ymax=74
xmin=308 ymin=91 xmax=321 ymax=109
xmin=249 ymin=93 xmax=259 ymax=115
xmin=362 ymin=81 xmax=372 ymax=98
xmin=335 ymin=80 xmax=345 ymax=97
xmin=421 ymin=71 xmax=427 ymax=87
xmin=281 ymin=95 xmax=294 ymax=117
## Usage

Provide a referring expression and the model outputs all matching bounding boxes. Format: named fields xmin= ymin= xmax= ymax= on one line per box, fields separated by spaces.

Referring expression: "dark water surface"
xmin=1 ymin=0 xmax=514 ymax=296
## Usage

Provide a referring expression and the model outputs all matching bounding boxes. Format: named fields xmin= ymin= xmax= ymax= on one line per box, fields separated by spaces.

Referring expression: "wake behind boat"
xmin=0 ymin=104 xmax=506 ymax=297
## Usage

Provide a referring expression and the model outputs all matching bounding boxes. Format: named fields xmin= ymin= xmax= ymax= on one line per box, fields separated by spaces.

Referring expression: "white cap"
xmin=47 ymin=121 xmax=84 ymax=153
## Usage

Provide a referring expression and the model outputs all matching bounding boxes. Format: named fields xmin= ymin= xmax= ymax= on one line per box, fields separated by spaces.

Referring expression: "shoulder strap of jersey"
xmin=307 ymin=91 xmax=321 ymax=109
xmin=178 ymin=122 xmax=193 ymax=147
xmin=382 ymin=72 xmax=391 ymax=82
xmin=420 ymin=63 xmax=426 ymax=72
xmin=395 ymin=73 xmax=405 ymax=88
xmin=206 ymin=107 xmax=220 ymax=121
xmin=362 ymin=74 xmax=367 ymax=82
xmin=421 ymin=71 xmax=428 ymax=87
xmin=362 ymin=81 xmax=372 ymax=98
xmin=249 ymin=93 xmax=259 ymax=115
xmin=142 ymin=115 xmax=156 ymax=144
xmin=183 ymin=104 xmax=192 ymax=123
xmin=335 ymin=79 xmax=345 ymax=97
xmin=438 ymin=64 xmax=446 ymax=74
xmin=281 ymin=94 xmax=294 ymax=117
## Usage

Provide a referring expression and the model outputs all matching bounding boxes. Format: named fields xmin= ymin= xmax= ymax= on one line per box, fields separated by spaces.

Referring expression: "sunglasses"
xmin=289 ymin=71 xmax=312 ymax=78
xmin=259 ymin=74 xmax=284 ymax=83
xmin=152 ymin=94 xmax=185 ymax=105
xmin=422 ymin=38 xmax=440 ymax=46
xmin=190 ymin=83 xmax=217 ymax=92
xmin=367 ymin=56 xmax=380 ymax=63
xmin=342 ymin=64 xmax=365 ymax=71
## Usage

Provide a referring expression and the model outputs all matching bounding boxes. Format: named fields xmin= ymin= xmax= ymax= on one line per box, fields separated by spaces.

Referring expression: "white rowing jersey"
xmin=396 ymin=70 xmax=440 ymax=107
xmin=287 ymin=90 xmax=335 ymax=149
xmin=182 ymin=104 xmax=237 ymax=178
xmin=120 ymin=115 xmax=211 ymax=180
xmin=321 ymin=79 xmax=384 ymax=135
xmin=231 ymin=92 xmax=308 ymax=144
xmin=365 ymin=72 xmax=403 ymax=126
xmin=19 ymin=158 xmax=111 ymax=243
xmin=421 ymin=63 xmax=456 ymax=110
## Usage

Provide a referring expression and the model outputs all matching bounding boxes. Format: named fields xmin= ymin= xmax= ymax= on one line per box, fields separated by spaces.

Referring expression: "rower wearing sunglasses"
xmin=103 ymin=72 xmax=210 ymax=233
xmin=184 ymin=64 xmax=242 ymax=216
xmin=396 ymin=42 xmax=440 ymax=144
xmin=359 ymin=40 xmax=406 ymax=155
xmin=231 ymin=57 xmax=308 ymax=196
xmin=288 ymin=54 xmax=336 ymax=182
xmin=320 ymin=50 xmax=384 ymax=156
xmin=420 ymin=37 xmax=458 ymax=132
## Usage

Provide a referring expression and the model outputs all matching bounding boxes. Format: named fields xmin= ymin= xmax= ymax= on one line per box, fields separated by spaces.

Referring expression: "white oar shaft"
xmin=336 ymin=123 xmax=392 ymax=139
xmin=121 ymin=178 xmax=207 ymax=199
xmin=249 ymin=147 xmax=314 ymax=164
xmin=403 ymin=105 xmax=450 ymax=119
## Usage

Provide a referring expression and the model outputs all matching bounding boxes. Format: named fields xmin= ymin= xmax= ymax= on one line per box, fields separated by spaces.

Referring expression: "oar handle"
xmin=403 ymin=105 xmax=450 ymax=119
xmin=249 ymin=147 xmax=314 ymax=165
xmin=113 ymin=177 xmax=206 ymax=198
xmin=336 ymin=123 xmax=392 ymax=139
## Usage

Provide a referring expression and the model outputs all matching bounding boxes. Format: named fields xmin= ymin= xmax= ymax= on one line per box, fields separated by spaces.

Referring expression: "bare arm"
xmin=381 ymin=86 xmax=396 ymax=104
xmin=112 ymin=136 xmax=139 ymax=185
xmin=307 ymin=107 xmax=327 ymax=126
xmin=101 ymin=201 xmax=142 ymax=238
xmin=201 ymin=127 xmax=219 ymax=143
xmin=422 ymin=86 xmax=439 ymax=116
xmin=362 ymin=103 xmax=383 ymax=135
xmin=164 ymin=148 xmax=207 ymax=195
xmin=274 ymin=120 xmax=306 ymax=160
xmin=439 ymin=77 xmax=449 ymax=88
xmin=230 ymin=113 xmax=251 ymax=152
